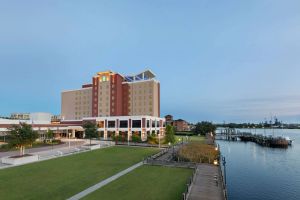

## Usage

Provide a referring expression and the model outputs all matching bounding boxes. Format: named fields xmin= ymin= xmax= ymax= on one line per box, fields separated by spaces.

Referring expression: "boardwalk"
xmin=188 ymin=164 xmax=225 ymax=200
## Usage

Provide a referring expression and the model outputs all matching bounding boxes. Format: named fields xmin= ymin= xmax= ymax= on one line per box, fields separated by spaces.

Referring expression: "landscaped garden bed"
xmin=1 ymin=154 xmax=39 ymax=165
xmin=0 ymin=140 xmax=64 ymax=152
xmin=81 ymin=144 xmax=101 ymax=150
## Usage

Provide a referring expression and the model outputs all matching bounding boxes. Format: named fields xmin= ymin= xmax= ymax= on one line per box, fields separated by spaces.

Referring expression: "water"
xmin=217 ymin=129 xmax=300 ymax=200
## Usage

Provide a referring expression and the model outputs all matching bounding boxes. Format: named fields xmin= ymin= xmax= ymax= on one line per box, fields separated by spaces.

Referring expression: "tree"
xmin=193 ymin=121 xmax=216 ymax=136
xmin=165 ymin=124 xmax=175 ymax=144
xmin=46 ymin=129 xmax=55 ymax=149
xmin=46 ymin=129 xmax=54 ymax=141
xmin=8 ymin=123 xmax=39 ymax=156
xmin=83 ymin=121 xmax=98 ymax=145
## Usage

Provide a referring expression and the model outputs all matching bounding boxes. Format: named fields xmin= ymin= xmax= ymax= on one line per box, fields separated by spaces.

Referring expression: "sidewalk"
xmin=67 ymin=162 xmax=143 ymax=200
xmin=0 ymin=139 xmax=85 ymax=158
xmin=0 ymin=140 xmax=114 ymax=169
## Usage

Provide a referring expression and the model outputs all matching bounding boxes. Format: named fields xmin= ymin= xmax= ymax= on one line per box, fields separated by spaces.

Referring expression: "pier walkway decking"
xmin=187 ymin=164 xmax=225 ymax=200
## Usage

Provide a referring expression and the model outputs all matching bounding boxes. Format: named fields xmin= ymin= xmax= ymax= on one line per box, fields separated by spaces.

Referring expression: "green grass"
xmin=0 ymin=146 xmax=158 ymax=200
xmin=175 ymin=135 xmax=206 ymax=143
xmin=83 ymin=165 xmax=193 ymax=200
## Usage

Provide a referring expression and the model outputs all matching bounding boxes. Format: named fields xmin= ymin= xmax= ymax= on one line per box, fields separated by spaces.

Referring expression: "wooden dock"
xmin=187 ymin=164 xmax=226 ymax=200
xmin=216 ymin=128 xmax=291 ymax=148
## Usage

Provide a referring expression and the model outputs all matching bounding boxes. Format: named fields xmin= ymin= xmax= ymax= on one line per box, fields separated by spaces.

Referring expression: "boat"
xmin=284 ymin=137 xmax=293 ymax=145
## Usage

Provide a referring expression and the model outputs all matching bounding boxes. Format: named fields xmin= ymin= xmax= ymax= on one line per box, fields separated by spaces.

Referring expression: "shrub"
xmin=147 ymin=135 xmax=158 ymax=144
xmin=132 ymin=135 xmax=141 ymax=143
xmin=178 ymin=142 xmax=219 ymax=164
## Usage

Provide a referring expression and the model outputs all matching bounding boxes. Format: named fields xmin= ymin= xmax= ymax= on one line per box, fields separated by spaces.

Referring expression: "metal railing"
xmin=182 ymin=167 xmax=197 ymax=200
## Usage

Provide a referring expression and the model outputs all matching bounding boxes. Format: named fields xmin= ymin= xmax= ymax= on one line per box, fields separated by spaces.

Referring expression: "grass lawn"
xmin=175 ymin=135 xmax=206 ymax=143
xmin=0 ymin=146 xmax=158 ymax=200
xmin=83 ymin=165 xmax=193 ymax=200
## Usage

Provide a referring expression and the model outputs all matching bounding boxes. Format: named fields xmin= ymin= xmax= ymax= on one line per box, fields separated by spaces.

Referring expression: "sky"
xmin=0 ymin=0 xmax=300 ymax=123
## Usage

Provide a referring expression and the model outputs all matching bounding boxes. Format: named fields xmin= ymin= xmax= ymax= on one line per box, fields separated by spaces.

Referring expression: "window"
xmin=119 ymin=120 xmax=128 ymax=128
xmin=108 ymin=121 xmax=115 ymax=128
xmin=152 ymin=121 xmax=156 ymax=128
xmin=132 ymin=120 xmax=141 ymax=128
xmin=147 ymin=120 xmax=150 ymax=128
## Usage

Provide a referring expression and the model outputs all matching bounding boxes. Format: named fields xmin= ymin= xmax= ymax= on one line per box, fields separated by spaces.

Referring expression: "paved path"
xmin=0 ymin=140 xmax=114 ymax=169
xmin=0 ymin=140 xmax=85 ymax=158
xmin=67 ymin=162 xmax=143 ymax=200
xmin=188 ymin=164 xmax=225 ymax=200
xmin=155 ymin=143 xmax=184 ymax=162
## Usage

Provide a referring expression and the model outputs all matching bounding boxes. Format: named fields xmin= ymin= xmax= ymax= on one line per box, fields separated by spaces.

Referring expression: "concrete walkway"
xmin=67 ymin=162 xmax=143 ymax=200
xmin=0 ymin=140 xmax=85 ymax=158
xmin=0 ymin=140 xmax=114 ymax=169
xmin=188 ymin=164 xmax=225 ymax=200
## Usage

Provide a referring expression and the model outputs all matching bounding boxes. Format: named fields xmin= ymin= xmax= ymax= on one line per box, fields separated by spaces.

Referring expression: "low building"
xmin=10 ymin=113 xmax=30 ymax=120
xmin=174 ymin=119 xmax=190 ymax=132
xmin=164 ymin=115 xmax=191 ymax=132
xmin=0 ymin=116 xmax=165 ymax=142
xmin=63 ymin=115 xmax=165 ymax=141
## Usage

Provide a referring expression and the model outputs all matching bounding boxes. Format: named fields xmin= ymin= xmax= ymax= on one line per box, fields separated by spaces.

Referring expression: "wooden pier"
xmin=216 ymin=128 xmax=291 ymax=148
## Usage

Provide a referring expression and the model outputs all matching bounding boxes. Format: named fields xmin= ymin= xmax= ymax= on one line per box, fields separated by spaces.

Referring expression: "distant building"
xmin=10 ymin=113 xmax=30 ymax=120
xmin=165 ymin=114 xmax=174 ymax=126
xmin=174 ymin=119 xmax=190 ymax=132
xmin=51 ymin=115 xmax=61 ymax=123
xmin=164 ymin=115 xmax=191 ymax=132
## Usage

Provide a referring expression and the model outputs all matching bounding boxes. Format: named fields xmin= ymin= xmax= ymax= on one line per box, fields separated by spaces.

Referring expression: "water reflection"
xmin=217 ymin=129 xmax=300 ymax=200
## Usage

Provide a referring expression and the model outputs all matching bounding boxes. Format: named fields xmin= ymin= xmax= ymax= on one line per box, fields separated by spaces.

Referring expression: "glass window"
xmin=108 ymin=121 xmax=115 ymax=128
xmin=152 ymin=120 xmax=156 ymax=128
xmin=132 ymin=120 xmax=141 ymax=128
xmin=147 ymin=120 xmax=150 ymax=128
xmin=119 ymin=120 xmax=128 ymax=128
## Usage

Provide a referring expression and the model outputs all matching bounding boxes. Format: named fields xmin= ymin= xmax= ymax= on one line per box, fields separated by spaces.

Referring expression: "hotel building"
xmin=60 ymin=70 xmax=164 ymax=141
xmin=61 ymin=70 xmax=160 ymax=120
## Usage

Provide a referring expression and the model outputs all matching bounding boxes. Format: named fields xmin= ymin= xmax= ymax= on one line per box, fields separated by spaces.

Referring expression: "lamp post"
xmin=222 ymin=156 xmax=227 ymax=185
xmin=158 ymin=133 xmax=161 ymax=148
xmin=68 ymin=131 xmax=71 ymax=149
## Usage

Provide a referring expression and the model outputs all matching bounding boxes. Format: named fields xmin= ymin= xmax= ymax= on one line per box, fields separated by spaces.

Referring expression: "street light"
xmin=222 ymin=156 xmax=227 ymax=185
xmin=158 ymin=133 xmax=161 ymax=148
xmin=213 ymin=159 xmax=218 ymax=165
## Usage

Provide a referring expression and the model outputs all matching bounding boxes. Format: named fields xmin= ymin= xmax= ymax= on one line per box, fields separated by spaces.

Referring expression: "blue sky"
xmin=0 ymin=0 xmax=300 ymax=123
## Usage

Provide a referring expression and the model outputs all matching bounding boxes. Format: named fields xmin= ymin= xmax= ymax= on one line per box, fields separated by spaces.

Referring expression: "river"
xmin=217 ymin=128 xmax=300 ymax=200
